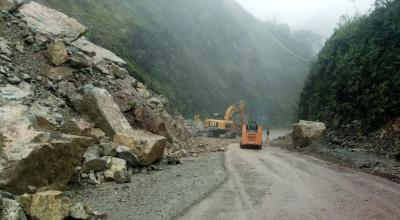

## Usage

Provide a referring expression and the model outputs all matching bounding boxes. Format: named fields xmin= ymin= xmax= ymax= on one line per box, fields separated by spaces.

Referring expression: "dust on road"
xmin=181 ymin=142 xmax=400 ymax=220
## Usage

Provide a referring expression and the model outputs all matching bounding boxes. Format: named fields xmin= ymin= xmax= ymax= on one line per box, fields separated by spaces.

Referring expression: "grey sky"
xmin=234 ymin=0 xmax=374 ymax=37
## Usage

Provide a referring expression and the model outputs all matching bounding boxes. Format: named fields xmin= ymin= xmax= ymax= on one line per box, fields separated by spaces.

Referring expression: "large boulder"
xmin=20 ymin=191 xmax=71 ymax=220
xmin=72 ymin=36 xmax=126 ymax=66
xmin=0 ymin=103 xmax=92 ymax=194
xmin=72 ymin=85 xmax=132 ymax=137
xmin=114 ymin=130 xmax=167 ymax=166
xmin=293 ymin=120 xmax=327 ymax=148
xmin=18 ymin=1 xmax=87 ymax=42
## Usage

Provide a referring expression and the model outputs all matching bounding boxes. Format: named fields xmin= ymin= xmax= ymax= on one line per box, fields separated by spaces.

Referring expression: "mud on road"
xmin=182 ymin=144 xmax=400 ymax=220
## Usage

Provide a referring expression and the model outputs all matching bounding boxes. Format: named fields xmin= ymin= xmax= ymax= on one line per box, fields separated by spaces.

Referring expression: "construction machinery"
xmin=240 ymin=122 xmax=263 ymax=149
xmin=204 ymin=101 xmax=244 ymax=138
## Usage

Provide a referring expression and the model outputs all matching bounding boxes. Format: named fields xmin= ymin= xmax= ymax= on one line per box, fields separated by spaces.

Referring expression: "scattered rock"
xmin=56 ymin=80 xmax=76 ymax=98
xmin=87 ymin=171 xmax=99 ymax=185
xmin=136 ymin=82 xmax=151 ymax=99
xmin=14 ymin=42 xmax=24 ymax=54
xmin=47 ymin=39 xmax=69 ymax=66
xmin=0 ymin=193 xmax=27 ymax=220
xmin=69 ymin=202 xmax=91 ymax=220
xmin=101 ymin=142 xmax=117 ymax=157
xmin=95 ymin=60 xmax=128 ymax=78
xmin=166 ymin=155 xmax=181 ymax=165
xmin=69 ymin=52 xmax=91 ymax=68
xmin=115 ymin=145 xmax=140 ymax=168
xmin=82 ymin=145 xmax=107 ymax=173
xmin=20 ymin=191 xmax=72 ymax=220
xmin=7 ymin=75 xmax=21 ymax=85
xmin=0 ymin=84 xmax=31 ymax=101
xmin=90 ymin=128 xmax=106 ymax=143
xmin=0 ymin=37 xmax=12 ymax=56
xmin=28 ymin=101 xmax=63 ymax=130
xmin=104 ymin=157 xmax=130 ymax=183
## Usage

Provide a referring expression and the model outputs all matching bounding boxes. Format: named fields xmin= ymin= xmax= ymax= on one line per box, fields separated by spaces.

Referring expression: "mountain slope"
xmin=37 ymin=0 xmax=320 ymax=126
xmin=298 ymin=0 xmax=400 ymax=130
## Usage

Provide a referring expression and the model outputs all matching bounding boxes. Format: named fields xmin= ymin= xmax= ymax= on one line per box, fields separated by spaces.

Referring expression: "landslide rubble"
xmin=0 ymin=1 xmax=204 ymax=218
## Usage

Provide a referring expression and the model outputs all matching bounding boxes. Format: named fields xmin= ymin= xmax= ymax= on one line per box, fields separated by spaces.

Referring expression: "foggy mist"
xmin=235 ymin=0 xmax=374 ymax=37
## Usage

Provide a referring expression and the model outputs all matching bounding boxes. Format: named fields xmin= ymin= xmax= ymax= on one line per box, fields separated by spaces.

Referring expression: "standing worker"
xmin=265 ymin=127 xmax=270 ymax=144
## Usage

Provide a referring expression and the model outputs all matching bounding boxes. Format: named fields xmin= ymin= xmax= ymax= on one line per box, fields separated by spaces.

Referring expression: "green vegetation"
xmin=299 ymin=0 xmax=400 ymax=130
xmin=37 ymin=0 xmax=321 ymax=127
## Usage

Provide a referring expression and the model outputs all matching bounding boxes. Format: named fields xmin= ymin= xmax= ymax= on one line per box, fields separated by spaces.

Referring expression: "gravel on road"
xmin=66 ymin=152 xmax=226 ymax=220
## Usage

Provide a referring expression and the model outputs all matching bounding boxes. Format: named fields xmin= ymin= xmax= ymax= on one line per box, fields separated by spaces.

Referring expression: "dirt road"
xmin=181 ymin=139 xmax=400 ymax=219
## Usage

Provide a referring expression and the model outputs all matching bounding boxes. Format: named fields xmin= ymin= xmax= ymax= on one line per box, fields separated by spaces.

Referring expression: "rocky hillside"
xmin=0 ymin=1 xmax=221 ymax=219
xmin=299 ymin=0 xmax=400 ymax=130
xmin=36 ymin=0 xmax=322 ymax=126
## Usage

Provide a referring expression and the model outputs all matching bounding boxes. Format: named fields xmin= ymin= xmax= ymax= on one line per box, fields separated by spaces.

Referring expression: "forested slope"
xmin=299 ymin=0 xmax=400 ymax=130
xmin=37 ymin=0 xmax=320 ymax=126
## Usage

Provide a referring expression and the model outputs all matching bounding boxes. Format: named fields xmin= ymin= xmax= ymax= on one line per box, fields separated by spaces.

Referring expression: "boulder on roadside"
xmin=114 ymin=130 xmax=167 ymax=166
xmin=293 ymin=120 xmax=327 ymax=148
xmin=104 ymin=157 xmax=130 ymax=183
xmin=19 ymin=191 xmax=71 ymax=220
xmin=18 ymin=1 xmax=87 ymax=42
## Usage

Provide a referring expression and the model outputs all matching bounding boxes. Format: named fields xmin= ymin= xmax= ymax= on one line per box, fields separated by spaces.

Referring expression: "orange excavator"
xmin=204 ymin=101 xmax=244 ymax=138
xmin=240 ymin=122 xmax=263 ymax=149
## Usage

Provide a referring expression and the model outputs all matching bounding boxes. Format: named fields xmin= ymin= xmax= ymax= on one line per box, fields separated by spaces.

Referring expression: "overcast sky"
xmin=234 ymin=0 xmax=374 ymax=37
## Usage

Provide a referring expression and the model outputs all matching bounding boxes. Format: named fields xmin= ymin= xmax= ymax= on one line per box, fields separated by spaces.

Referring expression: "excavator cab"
xmin=240 ymin=122 xmax=263 ymax=149
xmin=204 ymin=101 xmax=244 ymax=138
